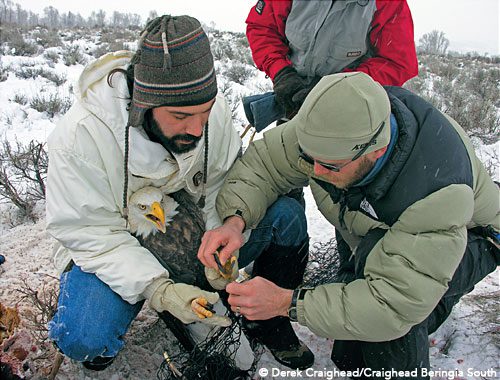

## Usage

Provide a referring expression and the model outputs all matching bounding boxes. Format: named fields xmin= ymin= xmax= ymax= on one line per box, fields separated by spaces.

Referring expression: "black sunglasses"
xmin=299 ymin=121 xmax=385 ymax=172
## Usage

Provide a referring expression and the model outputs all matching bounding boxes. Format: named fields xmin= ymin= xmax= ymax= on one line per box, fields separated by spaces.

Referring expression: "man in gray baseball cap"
xmin=199 ymin=72 xmax=499 ymax=375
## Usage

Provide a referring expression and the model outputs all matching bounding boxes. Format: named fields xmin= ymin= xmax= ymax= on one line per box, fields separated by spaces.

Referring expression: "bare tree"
xmin=91 ymin=9 xmax=106 ymax=28
xmin=111 ymin=11 xmax=121 ymax=28
xmin=43 ymin=6 xmax=59 ymax=29
xmin=147 ymin=10 xmax=158 ymax=23
xmin=128 ymin=13 xmax=142 ymax=28
xmin=418 ymin=30 xmax=450 ymax=55
xmin=27 ymin=11 xmax=38 ymax=27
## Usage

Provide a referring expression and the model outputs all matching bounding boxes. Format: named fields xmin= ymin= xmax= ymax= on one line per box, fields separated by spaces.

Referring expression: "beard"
xmin=144 ymin=112 xmax=202 ymax=154
xmin=333 ymin=156 xmax=375 ymax=189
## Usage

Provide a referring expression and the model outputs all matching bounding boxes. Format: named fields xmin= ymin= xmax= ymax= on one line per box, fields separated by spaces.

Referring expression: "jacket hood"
xmin=74 ymin=50 xmax=193 ymax=180
xmin=76 ymin=50 xmax=133 ymax=103
xmin=76 ymin=50 xmax=133 ymax=136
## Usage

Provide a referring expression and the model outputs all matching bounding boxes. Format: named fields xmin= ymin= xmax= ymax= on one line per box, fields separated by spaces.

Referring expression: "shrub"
xmin=223 ymin=62 xmax=254 ymax=85
xmin=14 ymin=66 xmax=43 ymax=80
xmin=32 ymin=28 xmax=62 ymax=48
xmin=0 ymin=64 xmax=8 ymax=82
xmin=233 ymin=35 xmax=254 ymax=66
xmin=91 ymin=43 xmax=111 ymax=58
xmin=403 ymin=75 xmax=426 ymax=95
xmin=62 ymin=45 xmax=86 ymax=66
xmin=91 ymin=41 xmax=127 ymax=58
xmin=29 ymin=93 xmax=72 ymax=118
xmin=14 ymin=66 xmax=66 ymax=85
xmin=212 ymin=41 xmax=235 ymax=61
xmin=2 ymin=28 xmax=39 ymax=56
xmin=0 ymin=140 xmax=48 ymax=221
xmin=409 ymin=53 xmax=499 ymax=145
xmin=100 ymin=29 xmax=136 ymax=44
xmin=12 ymin=93 xmax=28 ymax=105
xmin=43 ymin=50 xmax=60 ymax=64
xmin=40 ymin=70 xmax=66 ymax=86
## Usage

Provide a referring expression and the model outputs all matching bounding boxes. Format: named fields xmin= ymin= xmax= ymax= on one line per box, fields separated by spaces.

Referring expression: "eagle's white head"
xmin=128 ymin=187 xmax=179 ymax=239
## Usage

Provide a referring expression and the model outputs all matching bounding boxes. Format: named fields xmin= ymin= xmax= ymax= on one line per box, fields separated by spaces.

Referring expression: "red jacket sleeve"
xmin=246 ymin=0 xmax=293 ymax=80
xmin=344 ymin=0 xmax=418 ymax=86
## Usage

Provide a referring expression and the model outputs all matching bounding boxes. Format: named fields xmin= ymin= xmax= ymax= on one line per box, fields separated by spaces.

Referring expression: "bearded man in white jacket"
xmin=47 ymin=13 xmax=312 ymax=372
xmin=46 ymin=15 xmax=256 ymax=372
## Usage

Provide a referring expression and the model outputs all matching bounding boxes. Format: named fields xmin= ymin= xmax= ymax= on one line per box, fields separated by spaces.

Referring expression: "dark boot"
xmin=244 ymin=238 xmax=314 ymax=369
xmin=82 ymin=356 xmax=115 ymax=371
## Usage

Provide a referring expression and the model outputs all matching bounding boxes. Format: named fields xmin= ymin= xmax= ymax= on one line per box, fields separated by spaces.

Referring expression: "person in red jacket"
xmin=243 ymin=0 xmax=418 ymax=371
xmin=247 ymin=0 xmax=418 ymax=118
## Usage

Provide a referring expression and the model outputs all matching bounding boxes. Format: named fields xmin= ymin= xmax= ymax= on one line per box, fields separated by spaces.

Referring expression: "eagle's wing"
xmin=136 ymin=190 xmax=209 ymax=290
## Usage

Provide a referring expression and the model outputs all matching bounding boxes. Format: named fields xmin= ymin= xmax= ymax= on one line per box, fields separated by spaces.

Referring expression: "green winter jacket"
xmin=216 ymin=87 xmax=499 ymax=341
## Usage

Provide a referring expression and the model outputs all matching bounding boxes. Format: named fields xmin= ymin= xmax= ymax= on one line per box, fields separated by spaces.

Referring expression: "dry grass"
xmin=16 ymin=275 xmax=58 ymax=344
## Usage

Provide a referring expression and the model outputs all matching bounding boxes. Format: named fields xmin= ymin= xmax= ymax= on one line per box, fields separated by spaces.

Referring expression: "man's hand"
xmin=197 ymin=216 xmax=246 ymax=269
xmin=226 ymin=276 xmax=293 ymax=320
xmin=147 ymin=279 xmax=231 ymax=327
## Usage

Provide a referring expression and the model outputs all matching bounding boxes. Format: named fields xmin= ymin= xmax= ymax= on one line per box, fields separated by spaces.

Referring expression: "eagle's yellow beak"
xmin=146 ymin=201 xmax=166 ymax=233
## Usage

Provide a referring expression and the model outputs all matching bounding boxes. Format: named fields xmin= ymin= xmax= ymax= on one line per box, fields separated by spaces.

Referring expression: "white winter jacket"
xmin=46 ymin=51 xmax=242 ymax=303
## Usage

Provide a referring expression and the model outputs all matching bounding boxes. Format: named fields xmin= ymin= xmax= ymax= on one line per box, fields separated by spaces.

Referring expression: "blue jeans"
xmin=48 ymin=196 xmax=307 ymax=362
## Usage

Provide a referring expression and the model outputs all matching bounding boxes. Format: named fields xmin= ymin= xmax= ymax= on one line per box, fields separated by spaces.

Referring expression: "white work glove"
xmin=204 ymin=250 xmax=239 ymax=290
xmin=145 ymin=278 xmax=231 ymax=327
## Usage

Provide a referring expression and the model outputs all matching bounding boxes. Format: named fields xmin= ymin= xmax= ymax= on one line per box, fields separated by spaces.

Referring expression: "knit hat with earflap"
xmin=294 ymin=72 xmax=391 ymax=161
xmin=128 ymin=15 xmax=217 ymax=127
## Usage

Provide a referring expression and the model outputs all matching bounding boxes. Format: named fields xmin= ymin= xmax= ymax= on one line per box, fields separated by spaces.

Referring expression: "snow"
xmin=0 ymin=199 xmax=498 ymax=379
xmin=0 ymin=29 xmax=498 ymax=380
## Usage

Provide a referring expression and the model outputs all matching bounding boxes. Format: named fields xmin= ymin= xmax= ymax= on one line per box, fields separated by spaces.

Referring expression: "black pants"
xmin=243 ymin=238 xmax=310 ymax=349
xmin=332 ymin=229 xmax=498 ymax=379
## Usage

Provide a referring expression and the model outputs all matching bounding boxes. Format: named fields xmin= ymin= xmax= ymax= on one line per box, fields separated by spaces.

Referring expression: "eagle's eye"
xmin=139 ymin=204 xmax=147 ymax=210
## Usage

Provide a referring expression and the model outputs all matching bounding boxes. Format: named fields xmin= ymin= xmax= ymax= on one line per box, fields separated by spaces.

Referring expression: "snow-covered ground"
xmin=0 ymin=192 xmax=498 ymax=379
xmin=0 ymin=29 xmax=498 ymax=379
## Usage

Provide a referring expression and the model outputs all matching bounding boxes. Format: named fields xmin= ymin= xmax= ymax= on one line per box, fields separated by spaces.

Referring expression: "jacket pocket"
xmin=323 ymin=43 xmax=367 ymax=74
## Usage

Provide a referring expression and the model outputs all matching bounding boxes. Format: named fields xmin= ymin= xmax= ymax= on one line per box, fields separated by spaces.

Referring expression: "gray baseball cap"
xmin=293 ymin=72 xmax=391 ymax=161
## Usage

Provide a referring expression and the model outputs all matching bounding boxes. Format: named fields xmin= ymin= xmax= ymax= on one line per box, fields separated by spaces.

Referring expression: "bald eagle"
xmin=128 ymin=187 xmax=254 ymax=372
xmin=127 ymin=186 xmax=210 ymax=290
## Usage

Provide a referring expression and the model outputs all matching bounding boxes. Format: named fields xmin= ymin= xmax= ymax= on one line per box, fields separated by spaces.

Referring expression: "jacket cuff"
xmin=142 ymin=276 xmax=172 ymax=299
xmin=220 ymin=208 xmax=255 ymax=230
xmin=296 ymin=293 xmax=307 ymax=325
xmin=269 ymin=60 xmax=293 ymax=81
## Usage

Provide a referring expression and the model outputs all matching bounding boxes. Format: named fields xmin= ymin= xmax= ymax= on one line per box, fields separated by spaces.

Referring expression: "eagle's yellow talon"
xmin=191 ymin=297 xmax=214 ymax=319
xmin=193 ymin=310 xmax=207 ymax=319
xmin=220 ymin=256 xmax=237 ymax=280
xmin=196 ymin=297 xmax=208 ymax=307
